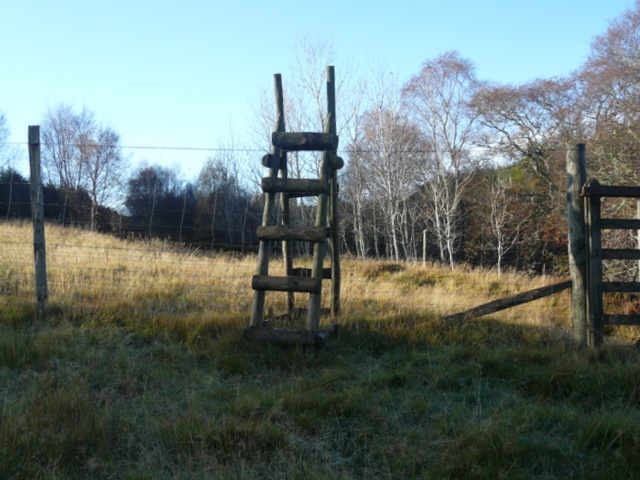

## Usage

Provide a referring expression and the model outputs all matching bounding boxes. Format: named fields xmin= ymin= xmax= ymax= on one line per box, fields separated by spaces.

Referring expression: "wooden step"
xmin=291 ymin=267 xmax=332 ymax=279
xmin=243 ymin=322 xmax=338 ymax=348
xmin=262 ymin=177 xmax=329 ymax=197
xmin=272 ymin=132 xmax=337 ymax=151
xmin=257 ymin=226 xmax=326 ymax=243
xmin=252 ymin=275 xmax=322 ymax=294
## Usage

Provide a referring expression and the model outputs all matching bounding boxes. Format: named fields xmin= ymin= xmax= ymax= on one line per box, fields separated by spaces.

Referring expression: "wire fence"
xmin=0 ymin=218 xmax=574 ymax=331
xmin=0 ymin=139 xmax=590 ymax=328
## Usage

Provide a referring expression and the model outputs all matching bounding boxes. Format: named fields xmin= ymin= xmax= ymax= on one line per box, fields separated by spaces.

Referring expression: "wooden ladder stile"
xmin=248 ymin=66 xmax=342 ymax=344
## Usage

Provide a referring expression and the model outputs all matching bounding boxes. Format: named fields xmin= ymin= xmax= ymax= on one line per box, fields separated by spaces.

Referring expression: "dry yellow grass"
xmin=0 ymin=220 xmax=571 ymax=330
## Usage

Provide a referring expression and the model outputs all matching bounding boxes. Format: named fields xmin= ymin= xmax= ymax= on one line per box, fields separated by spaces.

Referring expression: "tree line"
xmin=338 ymin=1 xmax=640 ymax=273
xmin=0 ymin=105 xmax=263 ymax=251
xmin=2 ymin=2 xmax=640 ymax=269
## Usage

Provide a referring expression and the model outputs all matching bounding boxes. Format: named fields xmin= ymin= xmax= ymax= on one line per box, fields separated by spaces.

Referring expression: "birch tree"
xmin=42 ymin=104 xmax=126 ymax=229
xmin=403 ymin=51 xmax=483 ymax=268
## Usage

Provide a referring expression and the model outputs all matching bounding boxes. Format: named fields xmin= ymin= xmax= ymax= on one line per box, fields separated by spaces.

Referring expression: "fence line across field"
xmin=0 ymin=126 xmax=571 ymax=335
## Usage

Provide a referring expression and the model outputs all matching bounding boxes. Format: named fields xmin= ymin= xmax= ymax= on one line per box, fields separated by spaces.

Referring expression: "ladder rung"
xmin=291 ymin=267 xmax=332 ymax=279
xmin=272 ymin=132 xmax=337 ymax=151
xmin=252 ymin=275 xmax=322 ymax=294
xmin=257 ymin=226 xmax=326 ymax=243
xmin=262 ymin=178 xmax=329 ymax=197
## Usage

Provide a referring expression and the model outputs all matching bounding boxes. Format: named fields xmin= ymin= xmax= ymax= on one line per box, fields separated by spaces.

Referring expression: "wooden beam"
xmin=257 ymin=225 xmax=327 ymax=243
xmin=330 ymin=155 xmax=345 ymax=170
xmin=250 ymin=74 xmax=286 ymax=327
xmin=602 ymin=282 xmax=640 ymax=293
xmin=252 ymin=275 xmax=322 ymax=294
xmin=598 ymin=218 xmax=640 ymax=230
xmin=28 ymin=126 xmax=48 ymax=316
xmin=443 ymin=281 xmax=572 ymax=322
xmin=582 ymin=184 xmax=640 ymax=198
xmin=307 ymin=65 xmax=335 ymax=333
xmin=272 ymin=132 xmax=337 ymax=151
xmin=243 ymin=322 xmax=338 ymax=349
xmin=585 ymin=188 xmax=604 ymax=347
xmin=261 ymin=177 xmax=329 ymax=197
xmin=604 ymin=314 xmax=640 ymax=326
xmin=566 ymin=143 xmax=588 ymax=346
xmin=243 ymin=326 xmax=317 ymax=346
xmin=315 ymin=322 xmax=339 ymax=347
xmin=261 ymin=153 xmax=281 ymax=170
xmin=602 ymin=249 xmax=640 ymax=260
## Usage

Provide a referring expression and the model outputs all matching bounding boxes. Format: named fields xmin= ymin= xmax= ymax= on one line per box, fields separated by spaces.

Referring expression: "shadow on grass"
xmin=2 ymin=305 xmax=640 ymax=479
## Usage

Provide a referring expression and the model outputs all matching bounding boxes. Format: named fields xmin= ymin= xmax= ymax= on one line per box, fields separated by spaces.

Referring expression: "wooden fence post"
xmin=566 ymin=143 xmax=587 ymax=346
xmin=28 ymin=125 xmax=48 ymax=316
xmin=584 ymin=181 xmax=603 ymax=347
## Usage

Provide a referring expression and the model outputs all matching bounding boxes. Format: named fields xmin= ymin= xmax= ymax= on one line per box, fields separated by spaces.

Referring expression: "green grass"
xmin=2 ymin=306 xmax=640 ymax=479
xmin=0 ymin=222 xmax=638 ymax=478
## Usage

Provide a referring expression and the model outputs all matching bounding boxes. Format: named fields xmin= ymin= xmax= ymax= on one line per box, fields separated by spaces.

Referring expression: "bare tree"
xmin=0 ymin=112 xmax=16 ymax=169
xmin=403 ymin=51 xmax=483 ymax=268
xmin=42 ymin=104 xmax=126 ymax=229
xmin=353 ymin=106 xmax=425 ymax=260
xmin=472 ymin=78 xmax=580 ymax=190
xmin=83 ymin=127 xmax=127 ymax=230
xmin=42 ymin=105 xmax=93 ymax=190
xmin=577 ymin=0 xmax=640 ymax=184
xmin=486 ymin=175 xmax=535 ymax=275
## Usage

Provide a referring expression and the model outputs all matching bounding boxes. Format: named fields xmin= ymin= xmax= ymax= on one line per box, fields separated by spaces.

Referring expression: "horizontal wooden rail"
xmin=604 ymin=314 xmax=640 ymax=326
xmin=443 ymin=280 xmax=572 ymax=322
xmin=272 ymin=132 xmax=338 ymax=151
xmin=261 ymin=178 xmax=329 ymax=197
xmin=252 ymin=275 xmax=322 ymax=294
xmin=257 ymin=226 xmax=326 ymax=243
xmin=598 ymin=218 xmax=640 ymax=230
xmin=603 ymin=282 xmax=640 ymax=293
xmin=582 ymin=184 xmax=640 ymax=198
xmin=602 ymin=249 xmax=640 ymax=260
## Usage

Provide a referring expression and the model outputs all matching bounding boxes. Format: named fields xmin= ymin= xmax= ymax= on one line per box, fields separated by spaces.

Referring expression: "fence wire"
xmin=0 ymin=220 xmax=573 ymax=329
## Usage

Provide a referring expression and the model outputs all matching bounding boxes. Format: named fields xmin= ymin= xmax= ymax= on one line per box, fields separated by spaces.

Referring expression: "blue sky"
xmin=1 ymin=0 xmax=635 ymax=178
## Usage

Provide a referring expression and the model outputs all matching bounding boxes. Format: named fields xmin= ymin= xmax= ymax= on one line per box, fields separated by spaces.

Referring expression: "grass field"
xmin=1 ymin=222 xmax=640 ymax=479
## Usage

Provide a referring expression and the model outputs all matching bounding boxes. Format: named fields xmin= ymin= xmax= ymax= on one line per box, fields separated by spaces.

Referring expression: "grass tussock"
xmin=1 ymin=221 xmax=640 ymax=478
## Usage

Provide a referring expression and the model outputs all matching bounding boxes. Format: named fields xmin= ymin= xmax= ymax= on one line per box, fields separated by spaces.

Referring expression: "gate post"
xmin=566 ymin=143 xmax=588 ymax=346
xmin=583 ymin=181 xmax=604 ymax=347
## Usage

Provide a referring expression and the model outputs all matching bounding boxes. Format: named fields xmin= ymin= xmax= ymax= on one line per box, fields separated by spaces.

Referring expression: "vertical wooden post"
xmin=584 ymin=182 xmax=603 ymax=347
xmin=566 ymin=143 xmax=587 ymax=346
xmin=636 ymin=200 xmax=640 ymax=282
xmin=250 ymin=75 xmax=285 ymax=327
xmin=28 ymin=126 xmax=48 ymax=316
xmin=274 ymin=76 xmax=295 ymax=317
xmin=422 ymin=229 xmax=428 ymax=263
xmin=307 ymin=66 xmax=336 ymax=331
xmin=328 ymin=65 xmax=341 ymax=318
